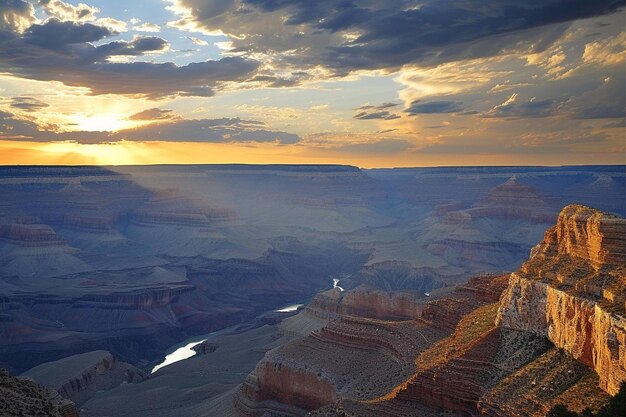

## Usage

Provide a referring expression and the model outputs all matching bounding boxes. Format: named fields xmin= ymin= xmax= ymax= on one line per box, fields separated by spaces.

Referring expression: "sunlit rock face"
xmin=234 ymin=275 xmax=510 ymax=417
xmin=551 ymin=204 xmax=626 ymax=267
xmin=497 ymin=204 xmax=626 ymax=395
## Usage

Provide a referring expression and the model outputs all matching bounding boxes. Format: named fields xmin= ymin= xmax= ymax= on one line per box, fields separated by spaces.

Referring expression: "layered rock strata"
xmin=497 ymin=205 xmax=626 ymax=395
xmin=235 ymin=275 xmax=508 ymax=416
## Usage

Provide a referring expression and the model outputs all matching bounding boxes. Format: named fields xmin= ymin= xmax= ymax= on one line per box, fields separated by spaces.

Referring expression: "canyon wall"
xmin=551 ymin=204 xmax=626 ymax=267
xmin=497 ymin=204 xmax=626 ymax=395
xmin=497 ymin=274 xmax=626 ymax=395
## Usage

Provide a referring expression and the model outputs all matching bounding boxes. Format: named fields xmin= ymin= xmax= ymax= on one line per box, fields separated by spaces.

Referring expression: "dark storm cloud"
xmin=406 ymin=100 xmax=464 ymax=115
xmin=0 ymin=110 xmax=300 ymax=144
xmin=9 ymin=96 xmax=50 ymax=112
xmin=0 ymin=14 xmax=260 ymax=98
xmin=175 ymin=0 xmax=624 ymax=73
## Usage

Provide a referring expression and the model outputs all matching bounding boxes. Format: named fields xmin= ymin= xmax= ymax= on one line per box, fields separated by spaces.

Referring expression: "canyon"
xmin=233 ymin=204 xmax=624 ymax=417
xmin=1 ymin=165 xmax=624 ymax=416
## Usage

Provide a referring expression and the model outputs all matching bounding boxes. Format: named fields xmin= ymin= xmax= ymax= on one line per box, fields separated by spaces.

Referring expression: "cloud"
xmin=582 ymin=32 xmax=626 ymax=66
xmin=0 ymin=18 xmax=260 ymax=98
xmin=24 ymin=19 xmax=112 ymax=48
xmin=568 ymin=74 xmax=626 ymax=119
xmin=0 ymin=109 xmax=300 ymax=144
xmin=0 ymin=0 xmax=37 ymax=32
xmin=406 ymin=100 xmax=464 ymax=114
xmin=0 ymin=110 xmax=113 ymax=142
xmin=489 ymin=82 xmax=532 ymax=93
xmin=118 ymin=117 xmax=301 ymax=144
xmin=167 ymin=0 xmax=623 ymax=75
xmin=128 ymin=108 xmax=178 ymax=121
xmin=9 ymin=96 xmax=49 ymax=112
xmin=353 ymin=110 xmax=400 ymax=120
xmin=188 ymin=36 xmax=208 ymax=46
xmin=353 ymin=102 xmax=401 ymax=120
xmin=133 ymin=22 xmax=161 ymax=33
xmin=481 ymin=94 xmax=557 ymax=118
xmin=94 ymin=36 xmax=169 ymax=58
xmin=356 ymin=103 xmax=399 ymax=111
xmin=39 ymin=0 xmax=99 ymax=22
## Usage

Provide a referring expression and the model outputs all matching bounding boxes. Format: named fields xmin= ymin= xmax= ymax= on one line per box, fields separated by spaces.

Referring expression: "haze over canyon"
xmin=0 ymin=164 xmax=624 ymax=416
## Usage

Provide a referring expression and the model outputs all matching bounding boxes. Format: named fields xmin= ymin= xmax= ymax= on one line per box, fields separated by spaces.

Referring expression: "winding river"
xmin=152 ymin=276 xmax=347 ymax=373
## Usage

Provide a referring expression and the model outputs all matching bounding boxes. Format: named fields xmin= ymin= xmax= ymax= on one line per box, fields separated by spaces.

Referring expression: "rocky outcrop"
xmin=21 ymin=350 xmax=147 ymax=406
xmin=497 ymin=205 xmax=626 ymax=395
xmin=549 ymin=204 xmax=625 ymax=268
xmin=497 ymin=274 xmax=626 ymax=395
xmin=0 ymin=368 xmax=79 ymax=417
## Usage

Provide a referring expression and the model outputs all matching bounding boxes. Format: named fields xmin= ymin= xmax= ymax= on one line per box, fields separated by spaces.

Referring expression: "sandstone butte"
xmin=497 ymin=204 xmax=626 ymax=395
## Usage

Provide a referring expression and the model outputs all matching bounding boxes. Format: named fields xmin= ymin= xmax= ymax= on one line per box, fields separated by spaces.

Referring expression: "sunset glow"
xmin=0 ymin=0 xmax=623 ymax=167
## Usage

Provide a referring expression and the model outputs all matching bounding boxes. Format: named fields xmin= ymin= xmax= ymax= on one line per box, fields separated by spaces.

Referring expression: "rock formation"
xmin=497 ymin=204 xmax=626 ymax=395
xmin=0 ymin=367 xmax=79 ymax=417
xmin=469 ymin=176 xmax=555 ymax=223
xmin=235 ymin=204 xmax=625 ymax=416
xmin=21 ymin=350 xmax=147 ymax=406
xmin=234 ymin=275 xmax=509 ymax=416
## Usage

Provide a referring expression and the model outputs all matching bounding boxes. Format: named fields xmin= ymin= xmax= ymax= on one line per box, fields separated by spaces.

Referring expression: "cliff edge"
xmin=497 ymin=204 xmax=626 ymax=395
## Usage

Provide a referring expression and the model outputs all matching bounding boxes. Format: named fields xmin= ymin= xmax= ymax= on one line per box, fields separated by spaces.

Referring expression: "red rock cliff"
xmin=497 ymin=204 xmax=626 ymax=395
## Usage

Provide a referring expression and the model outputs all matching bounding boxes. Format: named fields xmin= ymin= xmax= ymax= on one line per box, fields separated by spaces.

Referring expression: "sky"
xmin=0 ymin=0 xmax=624 ymax=167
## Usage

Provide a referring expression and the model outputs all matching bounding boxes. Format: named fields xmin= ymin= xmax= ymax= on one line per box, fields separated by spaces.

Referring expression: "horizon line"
xmin=0 ymin=163 xmax=624 ymax=170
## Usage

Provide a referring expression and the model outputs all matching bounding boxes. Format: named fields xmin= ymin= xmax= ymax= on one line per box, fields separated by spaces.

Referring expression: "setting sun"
xmin=71 ymin=113 xmax=136 ymax=132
